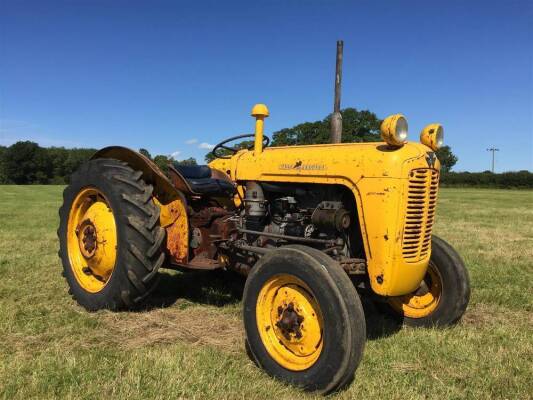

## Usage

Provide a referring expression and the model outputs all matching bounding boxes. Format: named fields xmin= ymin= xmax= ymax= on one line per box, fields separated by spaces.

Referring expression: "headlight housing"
xmin=420 ymin=123 xmax=444 ymax=151
xmin=380 ymin=114 xmax=408 ymax=147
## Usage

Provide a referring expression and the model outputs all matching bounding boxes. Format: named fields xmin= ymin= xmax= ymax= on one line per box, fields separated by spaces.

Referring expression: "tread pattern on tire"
xmin=58 ymin=158 xmax=165 ymax=310
xmin=243 ymin=245 xmax=366 ymax=395
xmin=377 ymin=235 xmax=470 ymax=328
xmin=432 ymin=235 xmax=471 ymax=326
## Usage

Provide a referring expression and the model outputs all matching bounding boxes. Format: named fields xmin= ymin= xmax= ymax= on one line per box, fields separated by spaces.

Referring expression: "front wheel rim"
xmin=389 ymin=262 xmax=442 ymax=318
xmin=66 ymin=187 xmax=117 ymax=293
xmin=256 ymin=274 xmax=323 ymax=371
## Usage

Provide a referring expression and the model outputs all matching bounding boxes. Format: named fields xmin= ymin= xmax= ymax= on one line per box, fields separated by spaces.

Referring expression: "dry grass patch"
xmin=101 ymin=304 xmax=244 ymax=352
xmin=461 ymin=303 xmax=533 ymax=329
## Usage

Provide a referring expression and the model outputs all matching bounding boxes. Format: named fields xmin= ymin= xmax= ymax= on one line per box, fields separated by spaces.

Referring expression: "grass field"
xmin=0 ymin=186 xmax=532 ymax=399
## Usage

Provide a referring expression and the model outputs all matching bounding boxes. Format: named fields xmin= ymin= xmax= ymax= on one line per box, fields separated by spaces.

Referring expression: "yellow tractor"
xmin=58 ymin=104 xmax=470 ymax=394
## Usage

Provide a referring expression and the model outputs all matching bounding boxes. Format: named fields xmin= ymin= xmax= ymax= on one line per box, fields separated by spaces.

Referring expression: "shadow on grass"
xmin=360 ymin=297 xmax=403 ymax=340
xmin=140 ymin=269 xmax=246 ymax=310
xmin=139 ymin=269 xmax=402 ymax=340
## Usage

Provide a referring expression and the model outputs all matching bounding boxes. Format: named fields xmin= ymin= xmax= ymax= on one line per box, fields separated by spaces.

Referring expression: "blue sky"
xmin=1 ymin=0 xmax=531 ymax=171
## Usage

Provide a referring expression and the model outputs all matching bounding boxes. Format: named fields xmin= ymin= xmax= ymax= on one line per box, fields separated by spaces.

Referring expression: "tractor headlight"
xmin=420 ymin=123 xmax=444 ymax=151
xmin=380 ymin=114 xmax=408 ymax=147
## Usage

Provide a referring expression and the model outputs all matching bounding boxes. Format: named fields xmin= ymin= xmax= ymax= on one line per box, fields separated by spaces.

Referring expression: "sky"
xmin=0 ymin=0 xmax=531 ymax=172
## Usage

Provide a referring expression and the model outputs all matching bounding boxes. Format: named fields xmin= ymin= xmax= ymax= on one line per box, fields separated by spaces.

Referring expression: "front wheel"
xmin=384 ymin=235 xmax=470 ymax=327
xmin=243 ymin=245 xmax=366 ymax=394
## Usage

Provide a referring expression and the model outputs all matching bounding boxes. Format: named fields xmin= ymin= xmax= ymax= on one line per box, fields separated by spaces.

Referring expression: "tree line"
xmin=0 ymin=142 xmax=198 ymax=184
xmin=4 ymin=107 xmax=527 ymax=187
xmin=440 ymin=171 xmax=533 ymax=188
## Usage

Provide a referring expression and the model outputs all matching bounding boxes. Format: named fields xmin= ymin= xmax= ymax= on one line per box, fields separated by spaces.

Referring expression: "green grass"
xmin=0 ymin=186 xmax=532 ymax=399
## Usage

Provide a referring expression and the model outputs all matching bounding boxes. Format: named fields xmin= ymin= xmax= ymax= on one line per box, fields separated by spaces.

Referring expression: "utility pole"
xmin=486 ymin=147 xmax=499 ymax=173
xmin=330 ymin=40 xmax=343 ymax=144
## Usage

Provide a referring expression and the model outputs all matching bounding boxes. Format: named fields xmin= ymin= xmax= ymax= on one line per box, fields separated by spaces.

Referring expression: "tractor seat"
xmin=172 ymin=164 xmax=235 ymax=196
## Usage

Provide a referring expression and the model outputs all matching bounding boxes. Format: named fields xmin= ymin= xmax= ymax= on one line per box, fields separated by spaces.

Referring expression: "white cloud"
xmin=198 ymin=142 xmax=215 ymax=150
xmin=170 ymin=150 xmax=181 ymax=159
xmin=185 ymin=138 xmax=198 ymax=145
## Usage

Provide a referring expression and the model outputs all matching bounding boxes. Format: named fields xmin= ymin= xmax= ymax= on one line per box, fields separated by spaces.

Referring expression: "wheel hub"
xmin=78 ymin=219 xmax=97 ymax=258
xmin=276 ymin=302 xmax=304 ymax=340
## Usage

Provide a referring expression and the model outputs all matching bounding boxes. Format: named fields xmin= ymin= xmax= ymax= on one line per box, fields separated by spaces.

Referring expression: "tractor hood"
xmin=211 ymin=141 xmax=440 ymax=184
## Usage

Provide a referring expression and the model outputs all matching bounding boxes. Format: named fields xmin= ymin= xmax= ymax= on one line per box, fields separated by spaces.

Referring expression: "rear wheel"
xmin=384 ymin=235 xmax=470 ymax=327
xmin=58 ymin=158 xmax=165 ymax=310
xmin=243 ymin=245 xmax=366 ymax=394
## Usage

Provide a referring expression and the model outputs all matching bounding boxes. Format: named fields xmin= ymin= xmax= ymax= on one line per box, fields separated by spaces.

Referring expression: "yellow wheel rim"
xmin=67 ymin=187 xmax=117 ymax=293
xmin=256 ymin=274 xmax=323 ymax=371
xmin=389 ymin=262 xmax=442 ymax=318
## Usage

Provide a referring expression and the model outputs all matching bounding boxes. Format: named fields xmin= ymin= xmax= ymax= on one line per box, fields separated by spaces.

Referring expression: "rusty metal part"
xmin=330 ymin=40 xmax=343 ymax=143
xmin=154 ymin=196 xmax=189 ymax=265
xmin=276 ymin=302 xmax=304 ymax=340
xmin=172 ymin=207 xmax=237 ymax=270
xmin=339 ymin=258 xmax=367 ymax=275
xmin=190 ymin=207 xmax=231 ymax=228
xmin=233 ymin=242 xmax=272 ymax=255
xmin=238 ymin=228 xmax=340 ymax=246
xmin=183 ymin=254 xmax=221 ymax=270
xmin=78 ymin=219 xmax=97 ymax=258
xmin=190 ymin=207 xmax=235 ymax=259
xmin=167 ymin=164 xmax=198 ymax=195
xmin=81 ymin=225 xmax=97 ymax=255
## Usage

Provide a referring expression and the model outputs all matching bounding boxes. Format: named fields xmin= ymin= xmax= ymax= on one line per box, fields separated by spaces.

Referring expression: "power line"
xmin=486 ymin=147 xmax=500 ymax=173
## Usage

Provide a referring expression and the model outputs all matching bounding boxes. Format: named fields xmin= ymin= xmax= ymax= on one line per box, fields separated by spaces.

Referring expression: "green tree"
xmin=62 ymin=148 xmax=97 ymax=182
xmin=47 ymin=147 xmax=69 ymax=183
xmin=139 ymin=148 xmax=152 ymax=159
xmin=175 ymin=157 xmax=197 ymax=166
xmin=0 ymin=145 xmax=7 ymax=183
xmin=271 ymin=108 xmax=381 ymax=146
xmin=436 ymin=145 xmax=458 ymax=173
xmin=153 ymin=155 xmax=170 ymax=175
xmin=2 ymin=141 xmax=52 ymax=184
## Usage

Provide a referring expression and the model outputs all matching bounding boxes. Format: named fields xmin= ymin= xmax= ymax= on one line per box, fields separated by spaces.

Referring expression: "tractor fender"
xmin=92 ymin=146 xmax=190 ymax=264
xmin=91 ymin=146 xmax=185 ymax=204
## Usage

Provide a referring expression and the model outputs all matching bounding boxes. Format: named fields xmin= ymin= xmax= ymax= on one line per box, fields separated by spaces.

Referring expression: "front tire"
xmin=243 ymin=245 xmax=366 ymax=394
xmin=58 ymin=158 xmax=165 ymax=311
xmin=385 ymin=235 xmax=470 ymax=327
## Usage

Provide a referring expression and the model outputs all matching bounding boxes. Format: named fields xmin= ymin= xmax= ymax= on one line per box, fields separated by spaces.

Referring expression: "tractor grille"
xmin=402 ymin=169 xmax=439 ymax=262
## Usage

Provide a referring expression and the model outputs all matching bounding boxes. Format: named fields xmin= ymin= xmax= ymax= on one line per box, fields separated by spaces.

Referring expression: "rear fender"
xmin=91 ymin=146 xmax=190 ymax=263
xmin=91 ymin=146 xmax=188 ymax=203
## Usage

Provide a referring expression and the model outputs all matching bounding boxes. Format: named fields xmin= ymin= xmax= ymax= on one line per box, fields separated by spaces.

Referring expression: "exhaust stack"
xmin=330 ymin=40 xmax=343 ymax=144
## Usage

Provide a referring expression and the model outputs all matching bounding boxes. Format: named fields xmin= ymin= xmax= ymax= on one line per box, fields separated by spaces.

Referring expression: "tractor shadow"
xmin=140 ymin=269 xmax=246 ymax=310
xmin=360 ymin=297 xmax=403 ymax=340
xmin=139 ymin=270 xmax=402 ymax=340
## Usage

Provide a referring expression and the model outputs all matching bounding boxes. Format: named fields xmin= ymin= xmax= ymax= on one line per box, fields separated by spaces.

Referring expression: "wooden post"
xmin=331 ymin=40 xmax=343 ymax=144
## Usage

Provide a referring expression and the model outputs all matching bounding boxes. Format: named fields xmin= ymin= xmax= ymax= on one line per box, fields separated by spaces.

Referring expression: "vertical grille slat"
xmin=402 ymin=169 xmax=439 ymax=262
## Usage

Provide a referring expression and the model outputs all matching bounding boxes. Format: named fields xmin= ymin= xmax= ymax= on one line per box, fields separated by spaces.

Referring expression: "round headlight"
xmin=380 ymin=114 xmax=408 ymax=146
xmin=420 ymin=123 xmax=444 ymax=151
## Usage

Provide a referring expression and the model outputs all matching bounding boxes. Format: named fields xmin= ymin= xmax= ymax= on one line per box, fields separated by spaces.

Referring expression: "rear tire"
xmin=243 ymin=245 xmax=366 ymax=394
xmin=383 ymin=235 xmax=470 ymax=327
xmin=58 ymin=158 xmax=165 ymax=311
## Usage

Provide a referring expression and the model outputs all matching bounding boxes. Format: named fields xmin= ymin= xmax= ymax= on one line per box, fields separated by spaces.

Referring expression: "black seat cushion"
xmin=173 ymin=164 xmax=234 ymax=196
xmin=174 ymin=165 xmax=212 ymax=179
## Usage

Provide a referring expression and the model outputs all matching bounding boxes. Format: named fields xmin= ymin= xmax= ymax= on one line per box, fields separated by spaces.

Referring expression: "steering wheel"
xmin=211 ymin=134 xmax=270 ymax=159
